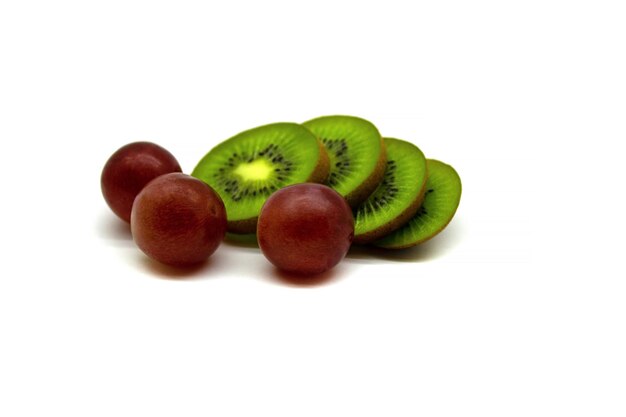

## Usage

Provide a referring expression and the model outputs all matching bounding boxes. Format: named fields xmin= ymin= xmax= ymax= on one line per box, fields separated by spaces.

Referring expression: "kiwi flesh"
xmin=353 ymin=138 xmax=428 ymax=244
xmin=192 ymin=123 xmax=330 ymax=234
xmin=303 ymin=115 xmax=386 ymax=208
xmin=373 ymin=159 xmax=461 ymax=249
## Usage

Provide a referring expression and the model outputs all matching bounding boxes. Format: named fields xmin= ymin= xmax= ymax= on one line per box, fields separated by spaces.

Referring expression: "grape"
xmin=101 ymin=142 xmax=181 ymax=222
xmin=257 ymin=183 xmax=354 ymax=275
xmin=131 ymin=173 xmax=227 ymax=266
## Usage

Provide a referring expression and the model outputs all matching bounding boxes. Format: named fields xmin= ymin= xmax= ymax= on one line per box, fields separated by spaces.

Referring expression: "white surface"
xmin=1 ymin=1 xmax=625 ymax=416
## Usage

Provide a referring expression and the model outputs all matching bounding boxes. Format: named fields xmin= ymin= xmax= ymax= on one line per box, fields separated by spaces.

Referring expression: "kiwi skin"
xmin=353 ymin=171 xmax=428 ymax=244
xmin=227 ymin=138 xmax=330 ymax=234
xmin=344 ymin=138 xmax=387 ymax=208
xmin=309 ymin=139 xmax=331 ymax=184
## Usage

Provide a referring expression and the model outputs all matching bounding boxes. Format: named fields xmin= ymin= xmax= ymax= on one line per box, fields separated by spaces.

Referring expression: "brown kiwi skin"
xmin=308 ymin=140 xmax=331 ymax=184
xmin=227 ymin=140 xmax=331 ymax=234
xmin=343 ymin=137 xmax=387 ymax=208
xmin=352 ymin=169 xmax=429 ymax=244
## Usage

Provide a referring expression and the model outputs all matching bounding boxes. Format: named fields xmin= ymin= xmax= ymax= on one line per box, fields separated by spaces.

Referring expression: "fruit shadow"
xmin=96 ymin=212 xmax=133 ymax=246
xmin=263 ymin=264 xmax=346 ymax=288
xmin=345 ymin=221 xmax=463 ymax=263
xmin=134 ymin=254 xmax=220 ymax=280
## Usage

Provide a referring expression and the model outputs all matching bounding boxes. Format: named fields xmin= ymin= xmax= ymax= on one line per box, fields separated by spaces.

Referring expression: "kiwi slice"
xmin=373 ymin=159 xmax=461 ymax=249
xmin=225 ymin=232 xmax=258 ymax=247
xmin=303 ymin=115 xmax=386 ymax=207
xmin=353 ymin=138 xmax=428 ymax=244
xmin=192 ymin=123 xmax=330 ymax=234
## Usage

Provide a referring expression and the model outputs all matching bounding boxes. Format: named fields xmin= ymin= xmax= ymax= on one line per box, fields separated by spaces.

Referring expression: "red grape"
xmin=101 ymin=142 xmax=181 ymax=222
xmin=131 ymin=173 xmax=227 ymax=266
xmin=257 ymin=183 xmax=354 ymax=275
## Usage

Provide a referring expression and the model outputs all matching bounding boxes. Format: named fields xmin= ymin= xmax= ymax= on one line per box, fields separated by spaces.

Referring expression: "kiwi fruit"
xmin=353 ymin=138 xmax=428 ymax=244
xmin=373 ymin=159 xmax=461 ymax=249
xmin=192 ymin=123 xmax=330 ymax=234
xmin=302 ymin=115 xmax=386 ymax=207
xmin=225 ymin=232 xmax=258 ymax=247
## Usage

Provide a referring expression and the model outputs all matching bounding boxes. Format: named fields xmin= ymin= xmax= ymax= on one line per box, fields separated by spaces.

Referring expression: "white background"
xmin=1 ymin=1 xmax=625 ymax=416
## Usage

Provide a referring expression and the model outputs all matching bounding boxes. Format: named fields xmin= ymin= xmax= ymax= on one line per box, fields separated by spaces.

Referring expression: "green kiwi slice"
xmin=192 ymin=123 xmax=330 ymax=234
xmin=353 ymin=138 xmax=428 ymax=244
xmin=373 ymin=159 xmax=461 ymax=249
xmin=225 ymin=232 xmax=258 ymax=247
xmin=303 ymin=115 xmax=386 ymax=207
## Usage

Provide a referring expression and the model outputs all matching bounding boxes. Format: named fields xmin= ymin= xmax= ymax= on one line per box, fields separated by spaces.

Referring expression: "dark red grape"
xmin=101 ymin=142 xmax=181 ymax=222
xmin=131 ymin=173 xmax=227 ymax=266
xmin=257 ymin=183 xmax=354 ymax=275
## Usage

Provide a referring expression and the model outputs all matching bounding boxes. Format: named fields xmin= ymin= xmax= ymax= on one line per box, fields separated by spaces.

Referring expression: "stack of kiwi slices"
xmin=192 ymin=115 xmax=461 ymax=249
